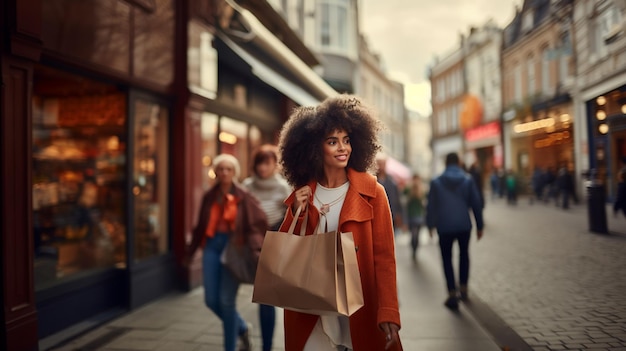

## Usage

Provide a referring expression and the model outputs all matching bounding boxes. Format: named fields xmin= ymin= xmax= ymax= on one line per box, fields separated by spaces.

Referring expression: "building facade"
xmin=1 ymin=1 xmax=335 ymax=350
xmin=429 ymin=47 xmax=465 ymax=175
xmin=574 ymin=0 xmax=626 ymax=199
xmin=296 ymin=0 xmax=361 ymax=93
xmin=268 ymin=0 xmax=411 ymax=176
xmin=356 ymin=35 xmax=407 ymax=163
xmin=501 ymin=0 xmax=577 ymax=188
xmin=462 ymin=21 xmax=504 ymax=189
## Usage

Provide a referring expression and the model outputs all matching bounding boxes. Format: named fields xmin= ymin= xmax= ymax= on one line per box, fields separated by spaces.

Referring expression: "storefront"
xmin=31 ymin=64 xmax=175 ymax=341
xmin=22 ymin=1 xmax=178 ymax=347
xmin=2 ymin=1 xmax=335 ymax=350
xmin=509 ymin=102 xmax=575 ymax=181
xmin=463 ymin=121 xmax=502 ymax=187
xmin=585 ymin=85 xmax=626 ymax=199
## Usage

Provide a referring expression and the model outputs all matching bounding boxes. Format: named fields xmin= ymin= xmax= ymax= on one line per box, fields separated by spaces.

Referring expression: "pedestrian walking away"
xmin=404 ymin=173 xmax=425 ymax=260
xmin=242 ymin=145 xmax=292 ymax=351
xmin=426 ymin=152 xmax=484 ymax=311
xmin=185 ymin=154 xmax=268 ymax=351
xmin=556 ymin=164 xmax=575 ymax=209
xmin=277 ymin=95 xmax=402 ymax=351
xmin=614 ymin=165 xmax=626 ymax=218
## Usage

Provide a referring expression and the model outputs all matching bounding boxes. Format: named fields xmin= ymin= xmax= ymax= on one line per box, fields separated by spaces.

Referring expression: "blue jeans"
xmin=438 ymin=231 xmax=471 ymax=293
xmin=203 ymin=233 xmax=248 ymax=351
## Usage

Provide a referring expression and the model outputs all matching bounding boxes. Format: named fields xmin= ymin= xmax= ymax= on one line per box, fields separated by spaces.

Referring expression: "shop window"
xmin=132 ymin=99 xmax=169 ymax=261
xmin=188 ymin=20 xmax=218 ymax=99
xmin=32 ymin=67 xmax=127 ymax=290
xmin=201 ymin=113 xmax=219 ymax=190
xmin=249 ymin=126 xmax=263 ymax=158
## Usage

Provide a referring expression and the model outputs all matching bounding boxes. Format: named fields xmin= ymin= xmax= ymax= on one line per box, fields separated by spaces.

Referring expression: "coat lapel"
xmin=338 ymin=169 xmax=376 ymax=226
xmin=284 ymin=169 xmax=379 ymax=231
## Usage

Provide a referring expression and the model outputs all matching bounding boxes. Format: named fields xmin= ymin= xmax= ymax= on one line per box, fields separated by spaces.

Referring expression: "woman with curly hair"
xmin=277 ymin=95 xmax=402 ymax=351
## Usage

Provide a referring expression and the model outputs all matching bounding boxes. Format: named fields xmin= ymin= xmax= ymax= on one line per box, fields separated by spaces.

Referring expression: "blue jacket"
xmin=426 ymin=165 xmax=484 ymax=233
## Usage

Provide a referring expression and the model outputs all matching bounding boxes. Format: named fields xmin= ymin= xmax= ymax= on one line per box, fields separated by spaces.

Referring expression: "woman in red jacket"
xmin=277 ymin=95 xmax=402 ymax=351
xmin=186 ymin=154 xmax=268 ymax=351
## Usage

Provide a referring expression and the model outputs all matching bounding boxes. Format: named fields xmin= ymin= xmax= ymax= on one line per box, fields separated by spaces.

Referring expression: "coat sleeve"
xmin=279 ymin=191 xmax=319 ymax=236
xmin=188 ymin=193 xmax=210 ymax=256
xmin=468 ymin=179 xmax=484 ymax=230
xmin=370 ymin=184 xmax=402 ymax=328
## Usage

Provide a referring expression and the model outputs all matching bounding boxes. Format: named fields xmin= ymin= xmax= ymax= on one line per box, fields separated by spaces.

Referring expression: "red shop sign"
xmin=465 ymin=121 xmax=501 ymax=142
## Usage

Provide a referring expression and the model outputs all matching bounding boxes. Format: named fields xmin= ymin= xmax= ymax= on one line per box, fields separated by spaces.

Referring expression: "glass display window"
xmin=188 ymin=20 xmax=218 ymax=99
xmin=32 ymin=66 xmax=127 ymax=290
xmin=201 ymin=112 xmax=219 ymax=189
xmin=131 ymin=98 xmax=170 ymax=261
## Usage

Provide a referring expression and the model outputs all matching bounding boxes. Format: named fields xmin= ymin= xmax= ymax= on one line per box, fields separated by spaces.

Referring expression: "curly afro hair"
xmin=278 ymin=94 xmax=383 ymax=188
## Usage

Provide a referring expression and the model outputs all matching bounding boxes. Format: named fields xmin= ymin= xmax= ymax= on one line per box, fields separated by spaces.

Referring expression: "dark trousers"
xmin=259 ymin=304 xmax=275 ymax=351
xmin=438 ymin=231 xmax=471 ymax=293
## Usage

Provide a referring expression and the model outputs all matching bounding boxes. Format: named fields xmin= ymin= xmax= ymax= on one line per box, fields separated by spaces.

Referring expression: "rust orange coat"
xmin=280 ymin=169 xmax=402 ymax=351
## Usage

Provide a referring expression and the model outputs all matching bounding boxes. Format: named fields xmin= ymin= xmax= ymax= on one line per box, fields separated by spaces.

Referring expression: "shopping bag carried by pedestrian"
xmin=221 ymin=232 xmax=257 ymax=285
xmin=252 ymin=205 xmax=364 ymax=316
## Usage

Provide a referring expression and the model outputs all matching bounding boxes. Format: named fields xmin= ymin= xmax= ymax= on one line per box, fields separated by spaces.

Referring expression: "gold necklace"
xmin=314 ymin=192 xmax=346 ymax=216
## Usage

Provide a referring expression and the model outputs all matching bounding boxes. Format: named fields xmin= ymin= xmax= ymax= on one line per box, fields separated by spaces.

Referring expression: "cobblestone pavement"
xmin=469 ymin=197 xmax=626 ymax=351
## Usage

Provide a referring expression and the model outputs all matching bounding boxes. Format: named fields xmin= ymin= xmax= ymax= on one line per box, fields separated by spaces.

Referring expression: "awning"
xmin=218 ymin=33 xmax=321 ymax=106
xmin=385 ymin=157 xmax=412 ymax=185
xmin=218 ymin=5 xmax=337 ymax=105
xmin=237 ymin=8 xmax=337 ymax=99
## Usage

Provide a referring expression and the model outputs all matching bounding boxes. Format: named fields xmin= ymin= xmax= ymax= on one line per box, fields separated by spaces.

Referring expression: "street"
xmin=49 ymin=197 xmax=626 ymax=351
xmin=468 ymin=196 xmax=626 ymax=351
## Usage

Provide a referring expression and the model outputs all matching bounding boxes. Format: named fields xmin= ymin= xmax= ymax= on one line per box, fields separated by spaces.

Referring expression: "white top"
xmin=314 ymin=181 xmax=349 ymax=232
xmin=313 ymin=182 xmax=352 ymax=349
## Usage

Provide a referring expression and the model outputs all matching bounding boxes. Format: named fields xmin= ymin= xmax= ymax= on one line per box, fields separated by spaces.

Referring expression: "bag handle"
xmin=287 ymin=205 xmax=308 ymax=237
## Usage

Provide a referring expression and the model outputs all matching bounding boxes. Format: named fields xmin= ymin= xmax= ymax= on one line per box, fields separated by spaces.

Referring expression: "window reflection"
xmin=188 ymin=20 xmax=218 ymax=99
xmin=132 ymin=100 xmax=169 ymax=261
xmin=201 ymin=113 xmax=219 ymax=189
xmin=32 ymin=67 xmax=127 ymax=290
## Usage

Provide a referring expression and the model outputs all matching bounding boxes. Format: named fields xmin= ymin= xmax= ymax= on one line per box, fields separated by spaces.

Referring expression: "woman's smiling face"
xmin=322 ymin=129 xmax=351 ymax=170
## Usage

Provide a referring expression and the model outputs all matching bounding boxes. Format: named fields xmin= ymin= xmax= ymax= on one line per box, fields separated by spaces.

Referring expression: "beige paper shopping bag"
xmin=252 ymin=206 xmax=364 ymax=316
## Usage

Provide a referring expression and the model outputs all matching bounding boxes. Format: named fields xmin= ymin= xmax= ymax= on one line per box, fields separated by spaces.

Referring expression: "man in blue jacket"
xmin=426 ymin=152 xmax=484 ymax=310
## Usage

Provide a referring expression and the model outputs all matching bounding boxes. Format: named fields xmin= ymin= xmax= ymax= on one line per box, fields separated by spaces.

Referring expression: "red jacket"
xmin=188 ymin=182 xmax=268 ymax=256
xmin=281 ymin=168 xmax=402 ymax=351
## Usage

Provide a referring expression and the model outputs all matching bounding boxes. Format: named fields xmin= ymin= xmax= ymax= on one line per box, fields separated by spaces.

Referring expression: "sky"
xmin=359 ymin=0 xmax=522 ymax=116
